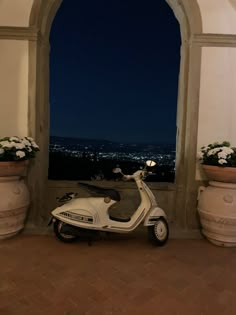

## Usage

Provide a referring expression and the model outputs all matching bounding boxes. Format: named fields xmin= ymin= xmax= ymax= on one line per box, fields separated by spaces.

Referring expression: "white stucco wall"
xmin=198 ymin=47 xmax=236 ymax=147
xmin=0 ymin=0 xmax=34 ymax=27
xmin=197 ymin=0 xmax=236 ymax=34
xmin=196 ymin=46 xmax=236 ymax=179
xmin=0 ymin=40 xmax=29 ymax=137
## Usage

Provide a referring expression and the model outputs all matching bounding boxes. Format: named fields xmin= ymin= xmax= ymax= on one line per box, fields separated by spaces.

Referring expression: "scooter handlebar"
xmin=122 ymin=174 xmax=133 ymax=181
xmin=122 ymin=170 xmax=148 ymax=181
xmin=114 ymin=162 xmax=155 ymax=180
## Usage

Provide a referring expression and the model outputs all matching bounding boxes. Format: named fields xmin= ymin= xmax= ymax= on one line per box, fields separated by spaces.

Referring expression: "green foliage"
xmin=0 ymin=136 xmax=39 ymax=161
xmin=198 ymin=141 xmax=236 ymax=167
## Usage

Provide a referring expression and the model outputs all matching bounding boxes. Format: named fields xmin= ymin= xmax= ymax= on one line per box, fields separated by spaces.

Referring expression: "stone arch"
xmin=27 ymin=0 xmax=203 ymax=235
xmin=30 ymin=0 xmax=62 ymax=36
xmin=166 ymin=0 xmax=202 ymax=38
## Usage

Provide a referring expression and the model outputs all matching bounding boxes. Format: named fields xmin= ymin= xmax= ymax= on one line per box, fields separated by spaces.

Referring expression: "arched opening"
xmin=48 ymin=0 xmax=181 ymax=183
xmin=27 ymin=0 xmax=203 ymax=236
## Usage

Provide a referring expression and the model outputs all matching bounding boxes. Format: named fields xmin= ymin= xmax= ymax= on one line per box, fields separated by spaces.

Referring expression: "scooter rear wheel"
xmin=54 ymin=220 xmax=78 ymax=243
xmin=148 ymin=217 xmax=169 ymax=246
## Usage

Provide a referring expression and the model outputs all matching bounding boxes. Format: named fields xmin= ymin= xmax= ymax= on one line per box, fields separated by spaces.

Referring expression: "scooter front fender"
xmin=144 ymin=207 xmax=167 ymax=226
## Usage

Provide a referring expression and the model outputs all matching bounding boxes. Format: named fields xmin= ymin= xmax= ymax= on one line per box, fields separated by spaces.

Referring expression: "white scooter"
xmin=48 ymin=160 xmax=169 ymax=246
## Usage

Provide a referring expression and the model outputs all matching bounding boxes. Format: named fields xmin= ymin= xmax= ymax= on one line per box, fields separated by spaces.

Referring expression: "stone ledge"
xmin=48 ymin=180 xmax=176 ymax=191
xmin=193 ymin=33 xmax=236 ymax=47
xmin=22 ymin=224 xmax=202 ymax=240
xmin=0 ymin=26 xmax=39 ymax=40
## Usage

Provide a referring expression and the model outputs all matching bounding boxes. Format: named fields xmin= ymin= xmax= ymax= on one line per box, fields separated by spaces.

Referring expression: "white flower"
xmin=22 ymin=139 xmax=31 ymax=146
xmin=218 ymin=151 xmax=228 ymax=159
xmin=0 ymin=141 xmax=14 ymax=148
xmin=218 ymin=159 xmax=227 ymax=165
xmin=15 ymin=150 xmax=25 ymax=159
xmin=0 ymin=136 xmax=39 ymax=161
xmin=10 ymin=136 xmax=20 ymax=142
xmin=207 ymin=148 xmax=221 ymax=156
xmin=26 ymin=137 xmax=34 ymax=142
xmin=31 ymin=142 xmax=39 ymax=149
xmin=221 ymin=146 xmax=233 ymax=154
xmin=198 ymin=141 xmax=236 ymax=167
xmin=0 ymin=141 xmax=26 ymax=150
xmin=15 ymin=143 xmax=25 ymax=150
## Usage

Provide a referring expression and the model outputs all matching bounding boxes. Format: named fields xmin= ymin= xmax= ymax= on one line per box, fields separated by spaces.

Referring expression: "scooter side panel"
xmin=51 ymin=197 xmax=116 ymax=229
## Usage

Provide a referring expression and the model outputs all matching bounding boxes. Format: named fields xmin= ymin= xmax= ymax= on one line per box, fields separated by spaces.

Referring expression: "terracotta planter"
xmin=198 ymin=165 xmax=236 ymax=247
xmin=0 ymin=161 xmax=30 ymax=239
xmin=202 ymin=165 xmax=236 ymax=183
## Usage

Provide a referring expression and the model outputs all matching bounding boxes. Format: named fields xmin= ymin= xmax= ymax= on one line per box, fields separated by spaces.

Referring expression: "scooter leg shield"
xmin=144 ymin=207 xmax=167 ymax=226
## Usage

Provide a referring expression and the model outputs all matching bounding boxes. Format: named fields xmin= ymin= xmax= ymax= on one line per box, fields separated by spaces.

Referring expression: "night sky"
xmin=49 ymin=0 xmax=181 ymax=144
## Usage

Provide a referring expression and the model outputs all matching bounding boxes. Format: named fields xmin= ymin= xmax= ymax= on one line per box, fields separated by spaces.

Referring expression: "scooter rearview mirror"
xmin=112 ymin=167 xmax=122 ymax=174
xmin=146 ymin=160 xmax=156 ymax=167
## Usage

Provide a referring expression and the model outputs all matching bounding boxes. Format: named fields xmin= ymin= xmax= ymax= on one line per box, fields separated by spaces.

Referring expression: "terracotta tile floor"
xmin=1 ymin=234 xmax=236 ymax=315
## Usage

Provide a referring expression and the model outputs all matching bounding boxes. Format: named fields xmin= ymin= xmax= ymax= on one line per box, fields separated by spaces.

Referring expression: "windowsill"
xmin=47 ymin=179 xmax=176 ymax=191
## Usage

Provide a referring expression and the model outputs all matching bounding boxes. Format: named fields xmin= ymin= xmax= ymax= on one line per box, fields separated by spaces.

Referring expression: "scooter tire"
xmin=53 ymin=220 xmax=78 ymax=243
xmin=148 ymin=217 xmax=169 ymax=246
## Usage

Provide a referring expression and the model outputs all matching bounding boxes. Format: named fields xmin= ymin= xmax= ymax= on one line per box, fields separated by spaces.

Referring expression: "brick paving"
xmin=1 ymin=234 xmax=236 ymax=315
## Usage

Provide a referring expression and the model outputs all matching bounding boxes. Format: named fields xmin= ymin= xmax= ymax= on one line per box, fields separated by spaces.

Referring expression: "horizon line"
xmin=50 ymin=135 xmax=176 ymax=146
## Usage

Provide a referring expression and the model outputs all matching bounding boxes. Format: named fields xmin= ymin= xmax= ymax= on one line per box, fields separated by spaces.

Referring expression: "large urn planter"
xmin=198 ymin=165 xmax=236 ymax=247
xmin=0 ymin=161 xmax=30 ymax=239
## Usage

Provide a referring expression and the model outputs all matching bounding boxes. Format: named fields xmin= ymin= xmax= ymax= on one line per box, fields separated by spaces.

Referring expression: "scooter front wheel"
xmin=148 ymin=217 xmax=169 ymax=246
xmin=53 ymin=220 xmax=78 ymax=243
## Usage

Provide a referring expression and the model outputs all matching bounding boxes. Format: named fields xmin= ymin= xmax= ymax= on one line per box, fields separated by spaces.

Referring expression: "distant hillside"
xmin=50 ymin=136 xmax=175 ymax=148
xmin=50 ymin=135 xmax=115 ymax=146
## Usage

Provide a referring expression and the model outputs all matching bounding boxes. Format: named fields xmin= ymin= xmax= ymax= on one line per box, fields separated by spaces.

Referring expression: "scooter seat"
xmin=79 ymin=182 xmax=121 ymax=201
xmin=109 ymin=215 xmax=131 ymax=222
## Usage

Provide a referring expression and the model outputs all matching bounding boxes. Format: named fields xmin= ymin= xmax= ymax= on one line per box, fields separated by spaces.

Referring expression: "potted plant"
xmin=0 ymin=136 xmax=39 ymax=239
xmin=197 ymin=141 xmax=236 ymax=247
xmin=198 ymin=141 xmax=236 ymax=182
